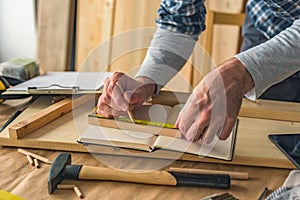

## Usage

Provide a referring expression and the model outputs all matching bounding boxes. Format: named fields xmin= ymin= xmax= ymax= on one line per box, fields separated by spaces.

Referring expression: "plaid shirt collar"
xmin=247 ymin=0 xmax=300 ymax=39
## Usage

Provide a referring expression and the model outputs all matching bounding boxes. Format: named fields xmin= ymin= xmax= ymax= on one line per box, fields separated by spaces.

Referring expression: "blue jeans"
xmin=241 ymin=12 xmax=300 ymax=102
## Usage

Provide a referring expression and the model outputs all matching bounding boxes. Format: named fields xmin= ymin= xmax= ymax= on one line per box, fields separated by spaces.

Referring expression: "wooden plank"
xmin=1 ymin=92 xmax=300 ymax=169
xmin=214 ymin=13 xmax=245 ymax=26
xmin=88 ymin=116 xmax=182 ymax=138
xmin=75 ymin=0 xmax=115 ymax=71
xmin=191 ymin=30 xmax=211 ymax=86
xmin=76 ymin=0 xmax=193 ymax=90
xmin=240 ymin=99 xmax=300 ymax=123
xmin=109 ymin=0 xmax=158 ymax=73
xmin=110 ymin=0 xmax=192 ymax=92
xmin=204 ymin=0 xmax=245 ymax=64
xmin=37 ymin=0 xmax=75 ymax=71
xmin=9 ymin=95 xmax=93 ymax=139
xmin=207 ymin=0 xmax=245 ymax=13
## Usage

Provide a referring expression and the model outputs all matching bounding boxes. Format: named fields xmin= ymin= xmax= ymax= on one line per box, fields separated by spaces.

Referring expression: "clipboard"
xmin=3 ymin=72 xmax=113 ymax=95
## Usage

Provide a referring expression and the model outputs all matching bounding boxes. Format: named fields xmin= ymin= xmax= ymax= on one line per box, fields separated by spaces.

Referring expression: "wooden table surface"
xmin=0 ymin=98 xmax=292 ymax=200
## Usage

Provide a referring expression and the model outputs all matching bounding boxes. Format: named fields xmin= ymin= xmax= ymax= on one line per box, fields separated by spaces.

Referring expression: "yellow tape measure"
xmin=90 ymin=113 xmax=176 ymax=129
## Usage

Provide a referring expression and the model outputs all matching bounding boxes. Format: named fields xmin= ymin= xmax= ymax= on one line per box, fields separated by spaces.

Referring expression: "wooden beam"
xmin=214 ymin=12 xmax=245 ymax=26
xmin=239 ymin=99 xmax=300 ymax=123
xmin=9 ymin=95 xmax=93 ymax=139
xmin=88 ymin=116 xmax=182 ymax=138
xmin=75 ymin=0 xmax=115 ymax=71
xmin=37 ymin=0 xmax=75 ymax=71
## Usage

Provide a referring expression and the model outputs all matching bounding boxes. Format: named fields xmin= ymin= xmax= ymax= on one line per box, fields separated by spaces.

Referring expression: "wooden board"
xmin=75 ymin=0 xmax=115 ymax=71
xmin=75 ymin=0 xmax=193 ymax=92
xmin=0 ymin=92 xmax=300 ymax=169
xmin=207 ymin=0 xmax=246 ymax=64
xmin=9 ymin=95 xmax=93 ymax=139
xmin=37 ymin=0 xmax=75 ymax=71
xmin=88 ymin=116 xmax=182 ymax=138
xmin=74 ymin=0 xmax=246 ymax=89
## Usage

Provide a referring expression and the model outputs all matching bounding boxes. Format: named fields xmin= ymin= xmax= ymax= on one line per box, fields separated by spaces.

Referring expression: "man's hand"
xmin=97 ymin=72 xmax=156 ymax=118
xmin=175 ymin=58 xmax=254 ymax=143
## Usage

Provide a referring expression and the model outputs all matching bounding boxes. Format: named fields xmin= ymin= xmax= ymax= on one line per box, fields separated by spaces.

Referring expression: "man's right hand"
xmin=97 ymin=72 xmax=156 ymax=118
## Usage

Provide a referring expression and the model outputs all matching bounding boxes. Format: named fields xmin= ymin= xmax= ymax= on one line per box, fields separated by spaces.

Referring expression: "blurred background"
xmin=0 ymin=0 xmax=246 ymax=92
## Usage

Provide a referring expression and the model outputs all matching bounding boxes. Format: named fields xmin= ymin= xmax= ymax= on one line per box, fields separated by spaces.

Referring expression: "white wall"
xmin=0 ymin=0 xmax=37 ymax=62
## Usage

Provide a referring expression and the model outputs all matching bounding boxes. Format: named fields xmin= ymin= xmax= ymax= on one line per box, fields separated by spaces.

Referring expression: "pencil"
xmin=115 ymin=82 xmax=135 ymax=123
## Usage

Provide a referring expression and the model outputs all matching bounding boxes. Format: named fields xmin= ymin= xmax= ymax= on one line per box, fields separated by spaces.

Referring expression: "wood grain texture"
xmin=18 ymin=148 xmax=52 ymax=164
xmin=37 ymin=0 xmax=75 ymax=71
xmin=239 ymin=99 xmax=300 ymax=123
xmin=110 ymin=0 xmax=193 ymax=92
xmin=79 ymin=166 xmax=177 ymax=186
xmin=75 ymin=0 xmax=115 ymax=71
xmin=88 ymin=116 xmax=182 ymax=138
xmin=9 ymin=95 xmax=92 ymax=139
xmin=1 ymin=93 xmax=300 ymax=169
xmin=191 ymin=0 xmax=246 ymax=86
xmin=192 ymin=0 xmax=246 ymax=82
xmin=109 ymin=0 xmax=159 ymax=74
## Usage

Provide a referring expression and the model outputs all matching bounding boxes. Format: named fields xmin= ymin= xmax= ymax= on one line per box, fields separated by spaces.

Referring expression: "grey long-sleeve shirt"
xmin=136 ymin=19 xmax=300 ymax=100
xmin=236 ymin=19 xmax=300 ymax=100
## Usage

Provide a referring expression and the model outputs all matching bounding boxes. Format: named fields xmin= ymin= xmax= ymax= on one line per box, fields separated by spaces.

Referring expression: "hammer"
xmin=48 ymin=153 xmax=230 ymax=194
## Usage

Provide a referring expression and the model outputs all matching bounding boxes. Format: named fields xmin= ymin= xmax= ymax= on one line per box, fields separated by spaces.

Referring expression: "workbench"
xmin=0 ymin=97 xmax=294 ymax=200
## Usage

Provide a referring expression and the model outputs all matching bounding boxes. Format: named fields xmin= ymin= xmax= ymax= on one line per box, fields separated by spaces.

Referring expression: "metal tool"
xmin=0 ymin=76 xmax=31 ymax=104
xmin=48 ymin=153 xmax=231 ymax=194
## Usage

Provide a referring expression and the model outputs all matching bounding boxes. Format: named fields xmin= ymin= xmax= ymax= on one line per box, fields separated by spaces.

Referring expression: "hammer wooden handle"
xmin=48 ymin=153 xmax=230 ymax=195
xmin=78 ymin=166 xmax=230 ymax=188
xmin=79 ymin=166 xmax=177 ymax=185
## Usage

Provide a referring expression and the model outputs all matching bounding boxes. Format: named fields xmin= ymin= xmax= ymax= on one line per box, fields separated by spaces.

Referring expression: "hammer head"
xmin=48 ymin=153 xmax=71 ymax=194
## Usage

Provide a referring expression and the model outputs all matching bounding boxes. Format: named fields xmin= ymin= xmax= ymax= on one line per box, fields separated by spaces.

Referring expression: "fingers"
xmin=184 ymin=121 xmax=204 ymax=142
xmin=97 ymin=93 xmax=124 ymax=118
xmin=178 ymin=107 xmax=211 ymax=142
xmin=107 ymin=72 xmax=124 ymax=94
xmin=107 ymin=72 xmax=129 ymax=111
xmin=174 ymin=114 xmax=181 ymax=128
xmin=112 ymin=84 xmax=129 ymax=111
xmin=124 ymin=89 xmax=145 ymax=106
xmin=97 ymin=72 xmax=151 ymax=117
xmin=218 ymin=117 xmax=237 ymax=140
xmin=177 ymin=112 xmax=236 ymax=143
xmin=97 ymin=72 xmax=128 ymax=117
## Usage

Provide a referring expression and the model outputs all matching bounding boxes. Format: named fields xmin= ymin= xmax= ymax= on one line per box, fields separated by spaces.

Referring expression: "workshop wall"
xmin=0 ymin=0 xmax=37 ymax=63
xmin=36 ymin=0 xmax=245 ymax=91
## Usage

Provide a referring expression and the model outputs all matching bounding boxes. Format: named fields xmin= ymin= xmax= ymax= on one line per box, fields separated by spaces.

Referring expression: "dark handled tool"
xmin=48 ymin=153 xmax=230 ymax=194
xmin=0 ymin=110 xmax=23 ymax=132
